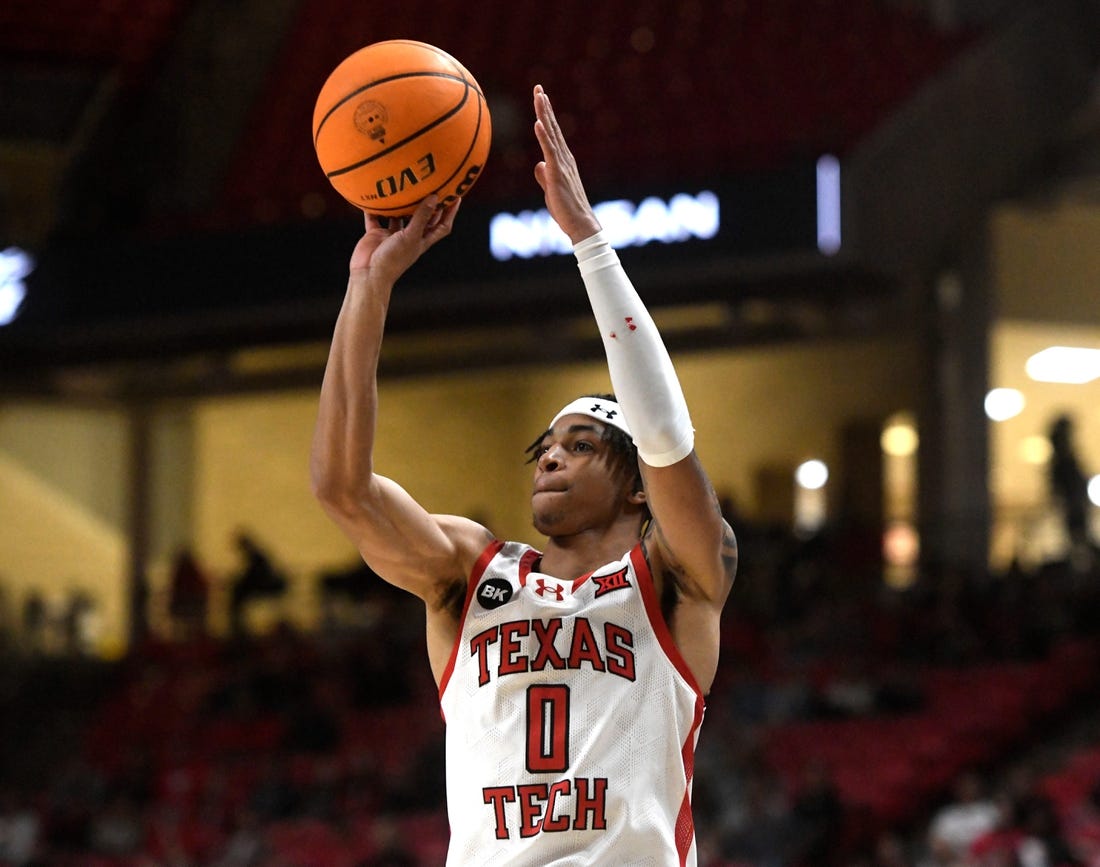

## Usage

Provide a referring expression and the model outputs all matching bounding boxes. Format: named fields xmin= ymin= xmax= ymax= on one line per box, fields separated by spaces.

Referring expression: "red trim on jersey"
xmin=516 ymin=549 xmax=608 ymax=593
xmin=630 ymin=544 xmax=705 ymax=700
xmin=675 ymin=695 xmax=707 ymax=865
xmin=571 ymin=570 xmax=594 ymax=592
xmin=437 ymin=538 xmax=505 ymax=714
xmin=524 ymin=564 xmax=600 ymax=593
xmin=633 ymin=541 xmax=706 ymax=864
xmin=516 ymin=548 xmax=542 ymax=586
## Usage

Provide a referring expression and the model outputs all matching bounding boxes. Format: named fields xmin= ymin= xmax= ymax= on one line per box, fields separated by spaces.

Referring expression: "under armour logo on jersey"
xmin=477 ymin=577 xmax=514 ymax=609
xmin=593 ymin=567 xmax=631 ymax=598
xmin=533 ymin=577 xmax=567 ymax=601
xmin=589 ymin=401 xmax=618 ymax=421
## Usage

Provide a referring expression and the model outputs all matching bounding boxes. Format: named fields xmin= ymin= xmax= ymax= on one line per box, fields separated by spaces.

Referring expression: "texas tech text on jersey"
xmin=468 ymin=616 xmax=637 ymax=686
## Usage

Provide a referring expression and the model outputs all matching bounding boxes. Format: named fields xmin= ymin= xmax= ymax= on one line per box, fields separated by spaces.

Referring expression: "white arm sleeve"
xmin=574 ymin=230 xmax=694 ymax=467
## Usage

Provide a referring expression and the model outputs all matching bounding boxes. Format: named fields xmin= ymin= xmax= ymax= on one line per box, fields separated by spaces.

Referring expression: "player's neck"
xmin=538 ymin=523 xmax=641 ymax=581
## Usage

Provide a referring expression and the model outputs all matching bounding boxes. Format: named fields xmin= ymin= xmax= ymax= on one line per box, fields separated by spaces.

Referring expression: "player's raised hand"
xmin=532 ymin=84 xmax=601 ymax=245
xmin=350 ymin=195 xmax=460 ymax=283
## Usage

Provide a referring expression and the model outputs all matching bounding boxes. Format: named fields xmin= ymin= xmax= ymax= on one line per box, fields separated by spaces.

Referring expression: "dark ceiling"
xmin=1 ymin=0 xmax=1095 ymax=397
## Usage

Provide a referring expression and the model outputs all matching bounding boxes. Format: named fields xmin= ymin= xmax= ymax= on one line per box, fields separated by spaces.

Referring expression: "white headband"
xmin=549 ymin=397 xmax=632 ymax=440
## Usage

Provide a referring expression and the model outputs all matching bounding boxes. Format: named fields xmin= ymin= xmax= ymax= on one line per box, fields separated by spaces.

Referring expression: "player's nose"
xmin=538 ymin=443 xmax=565 ymax=471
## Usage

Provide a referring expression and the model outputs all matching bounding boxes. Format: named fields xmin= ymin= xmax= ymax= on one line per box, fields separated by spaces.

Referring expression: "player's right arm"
xmin=310 ymin=197 xmax=492 ymax=609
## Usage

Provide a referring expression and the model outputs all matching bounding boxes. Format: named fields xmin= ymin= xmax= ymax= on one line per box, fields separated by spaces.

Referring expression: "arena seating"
xmin=211 ymin=0 xmax=973 ymax=227
xmin=0 ymin=0 xmax=189 ymax=85
xmin=764 ymin=637 xmax=1100 ymax=844
xmin=37 ymin=610 xmax=1090 ymax=866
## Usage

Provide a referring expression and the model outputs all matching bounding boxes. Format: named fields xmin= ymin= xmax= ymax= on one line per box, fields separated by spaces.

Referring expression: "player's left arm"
xmin=644 ymin=465 xmax=736 ymax=695
xmin=642 ymin=457 xmax=737 ymax=610
xmin=533 ymin=82 xmax=735 ymax=688
xmin=532 ymin=83 xmax=734 ymax=593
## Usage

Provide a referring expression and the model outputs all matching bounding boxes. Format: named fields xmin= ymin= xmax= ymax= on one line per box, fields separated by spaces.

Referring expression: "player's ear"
xmin=627 ymin=488 xmax=647 ymax=506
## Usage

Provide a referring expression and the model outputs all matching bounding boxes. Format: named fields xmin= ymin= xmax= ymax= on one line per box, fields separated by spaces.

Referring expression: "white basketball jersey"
xmin=439 ymin=540 xmax=706 ymax=866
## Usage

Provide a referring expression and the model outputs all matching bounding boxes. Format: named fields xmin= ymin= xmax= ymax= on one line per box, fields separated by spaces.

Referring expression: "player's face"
xmin=530 ymin=414 xmax=629 ymax=536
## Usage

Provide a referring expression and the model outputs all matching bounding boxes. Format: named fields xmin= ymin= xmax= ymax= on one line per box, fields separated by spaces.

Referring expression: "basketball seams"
xmin=313 ymin=39 xmax=490 ymax=216
xmin=360 ymin=91 xmax=489 ymax=215
xmin=325 ymin=80 xmax=472 ymax=178
xmin=313 ymin=71 xmax=470 ymax=144
xmin=427 ymin=91 xmax=487 ymax=197
xmin=387 ymin=39 xmax=482 ymax=95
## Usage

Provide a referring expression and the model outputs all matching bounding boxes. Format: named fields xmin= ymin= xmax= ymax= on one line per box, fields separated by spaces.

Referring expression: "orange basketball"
xmin=312 ymin=40 xmax=492 ymax=217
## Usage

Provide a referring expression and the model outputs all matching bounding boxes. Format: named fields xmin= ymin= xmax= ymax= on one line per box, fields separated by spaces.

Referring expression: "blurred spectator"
xmin=248 ymin=756 xmax=299 ymax=821
xmin=88 ymin=793 xmax=144 ymax=856
xmin=0 ymin=584 xmax=13 ymax=652
xmin=45 ymin=756 xmax=107 ymax=851
xmin=61 ymin=589 xmax=96 ymax=655
xmin=298 ymin=755 xmax=343 ymax=821
xmin=1048 ymin=414 xmax=1093 ymax=562
xmin=871 ymin=831 xmax=915 ymax=867
xmin=721 ymin=765 xmax=793 ymax=867
xmin=3 ymin=506 xmax=1100 ymax=867
xmin=998 ymin=766 xmax=1084 ymax=867
xmin=927 ymin=772 xmax=1001 ymax=864
xmin=386 ymin=737 xmax=447 ymax=814
xmin=789 ymin=760 xmax=845 ymax=866
xmin=0 ymin=789 xmax=40 ymax=867
xmin=357 ymin=815 xmax=417 ymax=867
xmin=210 ymin=808 xmax=267 ymax=867
xmin=319 ymin=559 xmax=381 ymax=606
xmin=1018 ymin=794 xmax=1083 ymax=867
xmin=282 ymin=679 xmax=342 ymax=754
xmin=813 ymin=658 xmax=879 ymax=718
xmin=1064 ymin=778 xmax=1100 ymax=866
xmin=347 ymin=630 xmax=414 ymax=709
xmin=228 ymin=532 xmax=288 ymax=638
xmin=168 ymin=547 xmax=211 ymax=639
xmin=21 ymin=592 xmax=46 ymax=654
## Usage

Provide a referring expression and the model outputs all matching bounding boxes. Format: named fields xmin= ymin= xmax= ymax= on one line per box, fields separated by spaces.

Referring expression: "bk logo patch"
xmin=477 ymin=577 xmax=513 ymax=609
xmin=593 ymin=567 xmax=631 ymax=598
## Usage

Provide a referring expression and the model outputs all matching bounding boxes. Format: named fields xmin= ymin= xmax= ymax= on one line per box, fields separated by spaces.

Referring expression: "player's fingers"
xmin=430 ymin=197 xmax=461 ymax=236
xmin=533 ymin=115 xmax=553 ymax=154
xmin=532 ymin=87 xmax=563 ymax=151
xmin=406 ymin=195 xmax=439 ymax=234
xmin=538 ymin=88 xmax=564 ymax=143
xmin=424 ymin=195 xmax=453 ymax=232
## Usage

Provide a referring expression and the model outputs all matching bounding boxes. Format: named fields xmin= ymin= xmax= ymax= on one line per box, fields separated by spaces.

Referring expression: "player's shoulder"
xmin=421 ymin=514 xmax=496 ymax=587
xmin=433 ymin=513 xmax=496 ymax=549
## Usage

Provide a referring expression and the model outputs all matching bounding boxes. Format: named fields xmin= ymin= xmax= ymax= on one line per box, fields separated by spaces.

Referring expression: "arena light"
xmin=881 ymin=421 xmax=918 ymax=457
xmin=489 ymin=190 xmax=720 ymax=261
xmin=815 ymin=154 xmax=841 ymax=255
xmin=1018 ymin=436 xmax=1052 ymax=465
xmin=794 ymin=459 xmax=829 ymax=536
xmin=795 ymin=459 xmax=829 ymax=490
xmin=1025 ymin=346 xmax=1100 ymax=384
xmin=984 ymin=387 xmax=1025 ymax=421
xmin=883 ymin=521 xmax=919 ymax=567
xmin=0 ymin=247 xmax=34 ymax=326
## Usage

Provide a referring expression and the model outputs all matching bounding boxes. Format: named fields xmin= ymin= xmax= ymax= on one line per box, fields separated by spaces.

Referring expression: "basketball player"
xmin=311 ymin=84 xmax=737 ymax=866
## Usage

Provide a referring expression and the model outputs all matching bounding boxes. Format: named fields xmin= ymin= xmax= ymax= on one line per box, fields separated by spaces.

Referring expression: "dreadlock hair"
xmin=525 ymin=393 xmax=647 ymax=513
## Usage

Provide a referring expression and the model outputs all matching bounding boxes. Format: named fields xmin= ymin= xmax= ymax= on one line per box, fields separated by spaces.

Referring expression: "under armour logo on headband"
xmin=550 ymin=397 xmax=632 ymax=440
